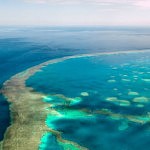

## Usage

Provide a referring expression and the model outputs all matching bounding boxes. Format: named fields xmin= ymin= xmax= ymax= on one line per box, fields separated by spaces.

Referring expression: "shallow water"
xmin=0 ymin=26 xmax=150 ymax=144
xmin=26 ymin=52 xmax=150 ymax=150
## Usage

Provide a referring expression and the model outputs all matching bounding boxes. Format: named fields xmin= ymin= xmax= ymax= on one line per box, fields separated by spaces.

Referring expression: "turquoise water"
xmin=1 ymin=26 xmax=150 ymax=147
xmin=1 ymin=27 xmax=150 ymax=141
xmin=26 ymin=52 xmax=150 ymax=150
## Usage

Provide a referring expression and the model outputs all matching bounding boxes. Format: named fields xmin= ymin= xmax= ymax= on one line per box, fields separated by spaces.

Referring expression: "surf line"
xmin=1 ymin=49 xmax=150 ymax=150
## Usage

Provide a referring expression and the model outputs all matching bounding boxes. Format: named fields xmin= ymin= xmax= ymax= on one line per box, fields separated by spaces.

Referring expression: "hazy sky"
xmin=0 ymin=0 xmax=150 ymax=26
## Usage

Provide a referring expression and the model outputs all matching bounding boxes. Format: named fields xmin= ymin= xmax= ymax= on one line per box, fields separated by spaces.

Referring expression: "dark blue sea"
xmin=0 ymin=26 xmax=150 ymax=149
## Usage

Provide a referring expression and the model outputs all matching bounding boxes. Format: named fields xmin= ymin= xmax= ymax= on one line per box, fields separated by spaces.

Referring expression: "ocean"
xmin=0 ymin=26 xmax=150 ymax=149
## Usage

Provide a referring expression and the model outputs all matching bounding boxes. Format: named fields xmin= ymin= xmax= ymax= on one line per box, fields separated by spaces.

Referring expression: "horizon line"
xmin=0 ymin=24 xmax=150 ymax=28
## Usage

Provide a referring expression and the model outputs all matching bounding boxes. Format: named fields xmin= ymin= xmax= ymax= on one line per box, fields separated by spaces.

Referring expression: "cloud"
xmin=25 ymin=0 xmax=46 ymax=4
xmin=135 ymin=0 xmax=150 ymax=8
xmin=24 ymin=0 xmax=126 ymax=5
xmin=25 ymin=0 xmax=150 ymax=9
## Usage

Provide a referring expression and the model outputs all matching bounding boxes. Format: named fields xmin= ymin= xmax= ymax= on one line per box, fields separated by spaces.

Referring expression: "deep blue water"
xmin=26 ymin=53 xmax=150 ymax=150
xmin=0 ymin=26 xmax=150 ymax=143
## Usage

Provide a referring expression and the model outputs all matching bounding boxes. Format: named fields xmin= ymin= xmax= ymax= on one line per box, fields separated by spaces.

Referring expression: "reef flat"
xmin=1 ymin=59 xmax=87 ymax=150
xmin=0 ymin=142 xmax=2 ymax=150
xmin=1 ymin=49 xmax=150 ymax=150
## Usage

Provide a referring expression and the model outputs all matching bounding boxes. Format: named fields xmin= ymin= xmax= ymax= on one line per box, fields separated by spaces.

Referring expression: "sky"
xmin=0 ymin=0 xmax=150 ymax=26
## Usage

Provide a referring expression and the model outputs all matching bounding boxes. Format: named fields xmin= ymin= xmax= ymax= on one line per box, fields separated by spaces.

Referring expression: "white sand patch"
xmin=142 ymin=79 xmax=150 ymax=82
xmin=112 ymin=67 xmax=117 ymax=70
xmin=122 ymin=79 xmax=131 ymax=82
xmin=133 ymin=97 xmax=149 ymax=103
xmin=136 ymin=104 xmax=144 ymax=108
xmin=106 ymin=97 xmax=130 ymax=106
xmin=139 ymin=72 xmax=144 ymax=74
xmin=123 ymin=75 xmax=128 ymax=77
xmin=113 ymin=88 xmax=118 ymax=91
xmin=106 ymin=97 xmax=117 ymax=101
xmin=80 ymin=92 xmax=89 ymax=96
xmin=107 ymin=79 xmax=116 ymax=83
xmin=128 ymin=91 xmax=139 ymax=96
xmin=42 ymin=96 xmax=53 ymax=101
xmin=70 ymin=97 xmax=82 ymax=105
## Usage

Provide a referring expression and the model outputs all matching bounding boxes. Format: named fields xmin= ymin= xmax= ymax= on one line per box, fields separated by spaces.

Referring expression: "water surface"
xmin=26 ymin=52 xmax=150 ymax=150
